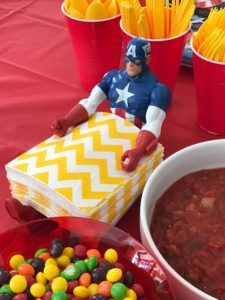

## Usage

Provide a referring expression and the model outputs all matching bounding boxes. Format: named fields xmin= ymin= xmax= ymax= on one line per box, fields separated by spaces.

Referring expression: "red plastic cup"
xmin=120 ymin=20 xmax=190 ymax=92
xmin=62 ymin=4 xmax=122 ymax=91
xmin=191 ymin=39 xmax=225 ymax=135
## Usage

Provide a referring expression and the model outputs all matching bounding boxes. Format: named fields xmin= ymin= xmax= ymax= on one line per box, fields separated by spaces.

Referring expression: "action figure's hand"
xmin=51 ymin=118 xmax=69 ymax=137
xmin=51 ymin=104 xmax=89 ymax=137
xmin=5 ymin=198 xmax=45 ymax=224
xmin=121 ymin=130 xmax=158 ymax=172
xmin=121 ymin=148 xmax=144 ymax=172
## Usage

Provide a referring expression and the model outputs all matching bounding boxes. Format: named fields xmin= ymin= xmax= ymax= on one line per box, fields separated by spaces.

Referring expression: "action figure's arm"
xmin=78 ymin=85 xmax=107 ymax=117
xmin=141 ymin=105 xmax=166 ymax=138
xmin=51 ymin=85 xmax=107 ymax=137
xmin=51 ymin=70 xmax=117 ymax=137
xmin=121 ymin=83 xmax=171 ymax=172
xmin=7 ymin=75 xmax=111 ymax=224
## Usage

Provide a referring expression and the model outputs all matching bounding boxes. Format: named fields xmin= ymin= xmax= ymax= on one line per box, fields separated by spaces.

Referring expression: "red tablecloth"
xmin=0 ymin=0 xmax=219 ymax=239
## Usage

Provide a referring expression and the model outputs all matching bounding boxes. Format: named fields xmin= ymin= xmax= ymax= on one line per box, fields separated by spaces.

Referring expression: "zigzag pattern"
xmin=7 ymin=113 xmax=139 ymax=207
xmin=7 ymin=146 xmax=164 ymax=224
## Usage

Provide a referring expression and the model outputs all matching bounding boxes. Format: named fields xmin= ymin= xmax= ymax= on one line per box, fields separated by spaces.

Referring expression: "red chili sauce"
xmin=151 ymin=168 xmax=225 ymax=299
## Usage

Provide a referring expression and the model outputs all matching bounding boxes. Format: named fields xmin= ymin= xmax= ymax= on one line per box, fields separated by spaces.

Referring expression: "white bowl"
xmin=140 ymin=139 xmax=225 ymax=300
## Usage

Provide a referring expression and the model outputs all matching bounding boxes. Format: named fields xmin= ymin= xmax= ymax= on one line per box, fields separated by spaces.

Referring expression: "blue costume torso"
xmin=98 ymin=67 xmax=171 ymax=125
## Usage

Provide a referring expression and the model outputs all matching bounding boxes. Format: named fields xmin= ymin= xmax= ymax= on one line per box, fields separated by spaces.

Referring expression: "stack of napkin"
xmin=6 ymin=112 xmax=163 ymax=225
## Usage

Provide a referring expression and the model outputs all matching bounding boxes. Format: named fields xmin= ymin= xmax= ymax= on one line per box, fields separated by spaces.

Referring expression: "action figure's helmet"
xmin=125 ymin=38 xmax=150 ymax=67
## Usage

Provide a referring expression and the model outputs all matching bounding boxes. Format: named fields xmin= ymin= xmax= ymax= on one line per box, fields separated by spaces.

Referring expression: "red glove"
xmin=121 ymin=130 xmax=158 ymax=172
xmin=51 ymin=104 xmax=89 ymax=137
xmin=5 ymin=198 xmax=45 ymax=224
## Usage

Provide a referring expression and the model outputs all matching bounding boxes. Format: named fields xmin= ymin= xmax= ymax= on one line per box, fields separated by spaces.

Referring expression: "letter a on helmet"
xmin=125 ymin=38 xmax=150 ymax=67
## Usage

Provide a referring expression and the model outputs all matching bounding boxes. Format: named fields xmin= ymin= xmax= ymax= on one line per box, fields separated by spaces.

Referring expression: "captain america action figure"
xmin=5 ymin=38 xmax=171 ymax=223
xmin=52 ymin=38 xmax=171 ymax=172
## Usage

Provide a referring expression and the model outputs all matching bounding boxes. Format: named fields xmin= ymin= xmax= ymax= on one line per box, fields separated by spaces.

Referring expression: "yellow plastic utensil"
xmin=103 ymin=0 xmax=113 ymax=9
xmin=70 ymin=8 xmax=85 ymax=19
xmin=165 ymin=0 xmax=170 ymax=37
xmin=107 ymin=0 xmax=118 ymax=17
xmin=211 ymin=39 xmax=225 ymax=62
xmin=64 ymin=0 xmax=70 ymax=11
xmin=138 ymin=15 xmax=149 ymax=38
xmin=146 ymin=1 xmax=154 ymax=38
xmin=127 ymin=5 xmax=138 ymax=35
xmin=70 ymin=0 xmax=89 ymax=16
xmin=153 ymin=0 xmax=165 ymax=38
xmin=86 ymin=0 xmax=108 ymax=20
xmin=140 ymin=8 xmax=151 ymax=38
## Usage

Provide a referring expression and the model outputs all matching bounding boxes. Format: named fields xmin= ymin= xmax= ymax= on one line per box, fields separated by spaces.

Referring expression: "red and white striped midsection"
xmin=110 ymin=108 xmax=143 ymax=129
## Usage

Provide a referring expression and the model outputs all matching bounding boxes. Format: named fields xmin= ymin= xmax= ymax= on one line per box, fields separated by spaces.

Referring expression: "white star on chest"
xmin=115 ymin=83 xmax=135 ymax=107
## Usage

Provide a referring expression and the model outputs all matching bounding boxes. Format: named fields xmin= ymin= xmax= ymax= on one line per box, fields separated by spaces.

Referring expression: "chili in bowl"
xmin=140 ymin=139 xmax=225 ymax=300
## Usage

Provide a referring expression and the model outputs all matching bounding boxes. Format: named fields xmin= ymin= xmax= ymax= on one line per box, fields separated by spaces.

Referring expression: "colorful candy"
xmin=31 ymin=258 xmax=45 ymax=273
xmin=56 ymin=255 xmax=70 ymax=268
xmin=43 ymin=265 xmax=59 ymax=280
xmin=30 ymin=283 xmax=46 ymax=297
xmin=9 ymin=255 xmax=24 ymax=270
xmin=0 ymin=284 xmax=14 ymax=296
xmin=98 ymin=280 xmax=112 ymax=297
xmin=126 ymin=289 xmax=137 ymax=300
xmin=36 ymin=272 xmax=47 ymax=285
xmin=0 ymin=268 xmax=10 ymax=285
xmin=88 ymin=283 xmax=99 ymax=296
xmin=52 ymin=277 xmax=68 ymax=292
xmin=91 ymin=268 xmax=106 ymax=284
xmin=123 ymin=272 xmax=135 ymax=288
xmin=34 ymin=248 xmax=48 ymax=259
xmin=87 ymin=256 xmax=98 ymax=272
xmin=87 ymin=249 xmax=101 ymax=259
xmin=104 ymin=249 xmax=118 ymax=264
xmin=9 ymin=275 xmax=27 ymax=293
xmin=62 ymin=247 xmax=73 ymax=258
xmin=61 ymin=264 xmax=81 ymax=280
xmin=51 ymin=290 xmax=67 ymax=300
xmin=0 ymin=293 xmax=11 ymax=300
xmin=0 ymin=240 xmax=146 ymax=300
xmin=73 ymin=285 xmax=90 ymax=298
xmin=18 ymin=264 xmax=35 ymax=276
xmin=111 ymin=283 xmax=127 ymax=300
xmin=50 ymin=241 xmax=64 ymax=258
xmin=79 ymin=272 xmax=91 ymax=287
xmin=106 ymin=268 xmax=122 ymax=283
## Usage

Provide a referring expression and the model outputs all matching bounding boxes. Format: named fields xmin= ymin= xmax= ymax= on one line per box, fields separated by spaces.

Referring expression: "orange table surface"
xmin=0 ymin=0 xmax=220 ymax=239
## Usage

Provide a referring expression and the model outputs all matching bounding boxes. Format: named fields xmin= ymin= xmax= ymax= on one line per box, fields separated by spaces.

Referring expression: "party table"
xmin=0 ymin=0 xmax=221 ymax=240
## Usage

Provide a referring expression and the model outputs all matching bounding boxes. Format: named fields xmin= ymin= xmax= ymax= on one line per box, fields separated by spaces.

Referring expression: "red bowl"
xmin=0 ymin=217 xmax=174 ymax=300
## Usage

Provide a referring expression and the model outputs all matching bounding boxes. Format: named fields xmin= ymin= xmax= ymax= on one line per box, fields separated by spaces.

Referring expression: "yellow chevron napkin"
xmin=6 ymin=112 xmax=163 ymax=225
